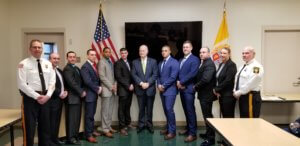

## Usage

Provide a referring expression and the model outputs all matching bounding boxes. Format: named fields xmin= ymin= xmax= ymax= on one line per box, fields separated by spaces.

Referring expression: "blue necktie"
xmin=180 ymin=58 xmax=186 ymax=69
xmin=161 ymin=60 xmax=166 ymax=72
xmin=107 ymin=59 xmax=112 ymax=69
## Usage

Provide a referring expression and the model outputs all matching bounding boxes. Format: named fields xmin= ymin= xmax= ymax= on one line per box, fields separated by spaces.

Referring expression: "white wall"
xmin=0 ymin=0 xmax=12 ymax=108
xmin=1 ymin=0 xmax=300 ymax=123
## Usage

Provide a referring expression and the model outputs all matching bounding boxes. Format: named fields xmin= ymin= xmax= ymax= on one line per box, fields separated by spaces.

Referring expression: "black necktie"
xmin=55 ymin=69 xmax=62 ymax=87
xmin=37 ymin=59 xmax=46 ymax=93
xmin=72 ymin=64 xmax=80 ymax=75
xmin=235 ymin=64 xmax=246 ymax=90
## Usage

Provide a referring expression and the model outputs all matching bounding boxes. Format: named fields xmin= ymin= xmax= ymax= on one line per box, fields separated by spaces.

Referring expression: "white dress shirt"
xmin=234 ymin=59 xmax=264 ymax=96
xmin=17 ymin=56 xmax=56 ymax=99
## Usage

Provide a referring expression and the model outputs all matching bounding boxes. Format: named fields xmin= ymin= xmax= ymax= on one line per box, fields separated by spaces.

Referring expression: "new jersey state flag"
xmin=212 ymin=10 xmax=229 ymax=64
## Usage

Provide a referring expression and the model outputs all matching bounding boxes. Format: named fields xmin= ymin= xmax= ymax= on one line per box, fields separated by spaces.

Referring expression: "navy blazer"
xmin=131 ymin=57 xmax=158 ymax=96
xmin=178 ymin=54 xmax=200 ymax=94
xmin=81 ymin=61 xmax=101 ymax=102
xmin=158 ymin=56 xmax=179 ymax=96
xmin=195 ymin=58 xmax=217 ymax=102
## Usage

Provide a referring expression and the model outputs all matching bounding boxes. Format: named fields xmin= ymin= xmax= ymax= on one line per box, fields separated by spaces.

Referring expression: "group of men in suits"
xmin=131 ymin=41 xmax=264 ymax=146
xmin=130 ymin=41 xmax=211 ymax=144
xmin=18 ymin=39 xmax=263 ymax=146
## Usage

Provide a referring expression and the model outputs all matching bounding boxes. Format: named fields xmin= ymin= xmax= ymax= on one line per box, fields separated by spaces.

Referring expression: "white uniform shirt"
xmin=234 ymin=59 xmax=264 ymax=96
xmin=17 ymin=56 xmax=56 ymax=99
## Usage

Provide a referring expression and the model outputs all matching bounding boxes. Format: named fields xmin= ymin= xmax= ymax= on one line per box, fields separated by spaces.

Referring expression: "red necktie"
xmin=93 ymin=63 xmax=99 ymax=76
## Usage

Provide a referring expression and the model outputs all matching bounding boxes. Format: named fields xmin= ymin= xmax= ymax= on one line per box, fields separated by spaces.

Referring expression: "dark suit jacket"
xmin=131 ymin=57 xmax=158 ymax=97
xmin=158 ymin=57 xmax=179 ymax=96
xmin=195 ymin=58 xmax=217 ymax=102
xmin=214 ymin=59 xmax=237 ymax=96
xmin=81 ymin=61 xmax=101 ymax=102
xmin=63 ymin=63 xmax=84 ymax=104
xmin=52 ymin=68 xmax=64 ymax=99
xmin=178 ymin=54 xmax=200 ymax=94
xmin=114 ymin=59 xmax=133 ymax=97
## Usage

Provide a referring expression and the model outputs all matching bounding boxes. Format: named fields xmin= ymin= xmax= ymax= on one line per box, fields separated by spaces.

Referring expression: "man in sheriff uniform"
xmin=233 ymin=46 xmax=264 ymax=118
xmin=17 ymin=39 xmax=56 ymax=146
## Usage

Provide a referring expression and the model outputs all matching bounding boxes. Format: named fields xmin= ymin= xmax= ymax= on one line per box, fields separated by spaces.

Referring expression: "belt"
xmin=35 ymin=90 xmax=48 ymax=95
xmin=250 ymin=91 xmax=260 ymax=94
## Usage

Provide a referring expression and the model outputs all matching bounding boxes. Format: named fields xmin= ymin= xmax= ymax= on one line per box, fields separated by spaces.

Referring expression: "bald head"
xmin=49 ymin=53 xmax=60 ymax=68
xmin=242 ymin=46 xmax=256 ymax=63
xmin=139 ymin=44 xmax=148 ymax=59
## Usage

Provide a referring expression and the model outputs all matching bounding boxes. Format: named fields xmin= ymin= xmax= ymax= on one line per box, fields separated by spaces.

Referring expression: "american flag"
xmin=92 ymin=9 xmax=119 ymax=63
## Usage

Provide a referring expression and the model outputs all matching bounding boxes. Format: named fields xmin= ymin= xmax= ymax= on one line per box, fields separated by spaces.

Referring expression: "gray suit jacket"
xmin=98 ymin=58 xmax=115 ymax=98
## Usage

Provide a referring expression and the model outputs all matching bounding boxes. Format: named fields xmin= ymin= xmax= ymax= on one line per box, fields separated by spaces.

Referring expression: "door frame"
xmin=261 ymin=25 xmax=300 ymax=93
xmin=22 ymin=27 xmax=66 ymax=63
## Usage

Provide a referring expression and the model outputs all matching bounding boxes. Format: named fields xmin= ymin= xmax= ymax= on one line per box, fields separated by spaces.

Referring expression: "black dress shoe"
xmin=66 ymin=138 xmax=81 ymax=145
xmin=57 ymin=140 xmax=65 ymax=145
xmin=217 ymin=140 xmax=228 ymax=146
xmin=199 ymin=133 xmax=208 ymax=139
xmin=127 ymin=124 xmax=136 ymax=129
xmin=53 ymin=139 xmax=64 ymax=145
xmin=137 ymin=127 xmax=145 ymax=133
xmin=147 ymin=127 xmax=154 ymax=134
xmin=200 ymin=140 xmax=215 ymax=146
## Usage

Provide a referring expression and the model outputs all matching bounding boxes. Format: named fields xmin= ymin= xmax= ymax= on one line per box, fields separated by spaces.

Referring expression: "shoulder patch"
xmin=18 ymin=64 xmax=24 ymax=68
xmin=253 ymin=66 xmax=260 ymax=74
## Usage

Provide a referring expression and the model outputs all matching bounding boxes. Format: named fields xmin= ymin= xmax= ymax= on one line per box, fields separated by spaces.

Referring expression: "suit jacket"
xmin=52 ymin=68 xmax=64 ymax=99
xmin=215 ymin=59 xmax=237 ymax=96
xmin=158 ymin=56 xmax=179 ymax=96
xmin=98 ymin=58 xmax=115 ymax=98
xmin=178 ymin=54 xmax=200 ymax=94
xmin=114 ymin=59 xmax=133 ymax=97
xmin=63 ymin=63 xmax=84 ymax=104
xmin=214 ymin=59 xmax=237 ymax=97
xmin=81 ymin=61 xmax=101 ymax=102
xmin=195 ymin=58 xmax=217 ymax=102
xmin=131 ymin=57 xmax=158 ymax=96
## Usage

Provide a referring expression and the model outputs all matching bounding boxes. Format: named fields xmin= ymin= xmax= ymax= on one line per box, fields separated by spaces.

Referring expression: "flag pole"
xmin=99 ymin=0 xmax=103 ymax=53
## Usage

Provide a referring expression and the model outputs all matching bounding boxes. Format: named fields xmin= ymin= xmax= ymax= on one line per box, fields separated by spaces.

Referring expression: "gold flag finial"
xmin=223 ymin=0 xmax=226 ymax=13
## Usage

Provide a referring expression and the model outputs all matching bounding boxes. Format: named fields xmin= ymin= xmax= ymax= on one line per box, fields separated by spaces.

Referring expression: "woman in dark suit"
xmin=213 ymin=47 xmax=237 ymax=118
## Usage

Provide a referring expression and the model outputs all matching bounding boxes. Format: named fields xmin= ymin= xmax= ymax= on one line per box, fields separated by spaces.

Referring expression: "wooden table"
xmin=0 ymin=109 xmax=21 ymax=146
xmin=207 ymin=118 xmax=300 ymax=146
xmin=262 ymin=94 xmax=300 ymax=102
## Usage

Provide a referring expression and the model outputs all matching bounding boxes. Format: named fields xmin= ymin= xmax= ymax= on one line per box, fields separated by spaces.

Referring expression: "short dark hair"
xmin=162 ymin=45 xmax=171 ymax=51
xmin=66 ymin=51 xmax=76 ymax=58
xmin=87 ymin=49 xmax=96 ymax=55
xmin=103 ymin=47 xmax=110 ymax=52
xmin=49 ymin=52 xmax=55 ymax=60
xmin=29 ymin=39 xmax=42 ymax=48
xmin=120 ymin=48 xmax=128 ymax=52
xmin=183 ymin=40 xmax=193 ymax=48
xmin=201 ymin=46 xmax=210 ymax=53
